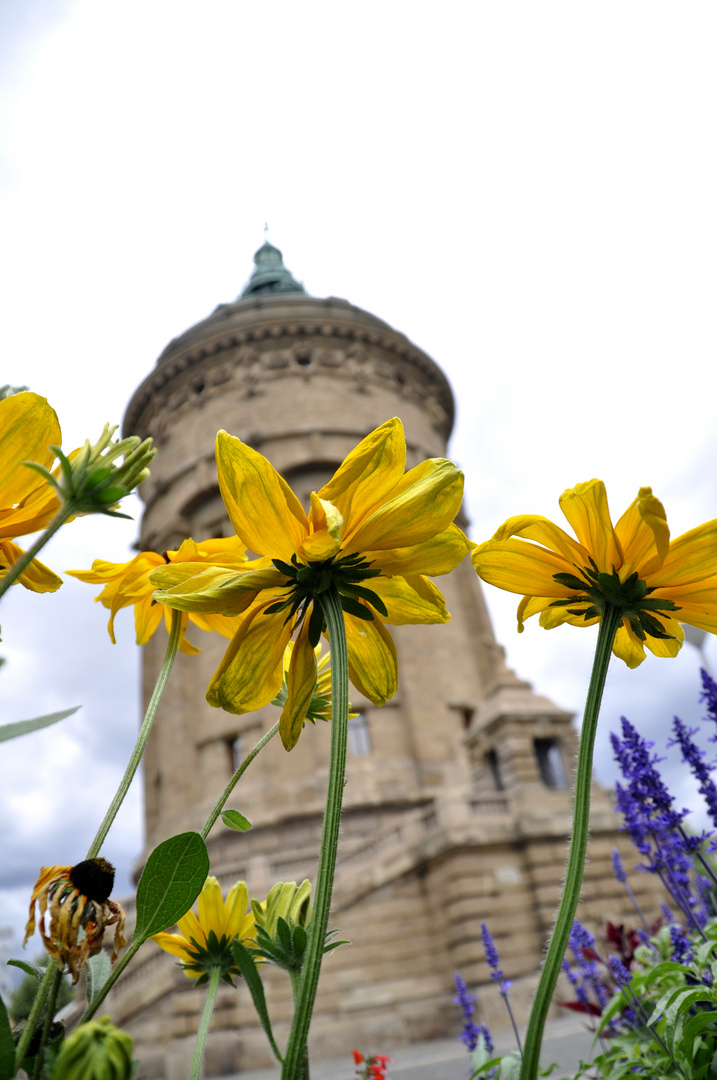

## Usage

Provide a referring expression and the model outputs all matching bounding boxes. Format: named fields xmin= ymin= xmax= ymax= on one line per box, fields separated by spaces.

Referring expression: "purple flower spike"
xmin=481 ymin=922 xmax=512 ymax=997
xmin=611 ymin=848 xmax=627 ymax=883
xmin=453 ymin=972 xmax=492 ymax=1055
xmin=608 ymin=955 xmax=631 ymax=988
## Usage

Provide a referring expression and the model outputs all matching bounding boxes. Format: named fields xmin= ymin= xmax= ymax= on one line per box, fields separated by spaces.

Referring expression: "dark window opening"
xmin=460 ymin=706 xmax=475 ymax=731
xmin=226 ymin=736 xmax=242 ymax=774
xmin=348 ymin=713 xmax=371 ymax=756
xmin=534 ymin=738 xmax=568 ymax=789
xmin=485 ymin=748 xmax=504 ymax=791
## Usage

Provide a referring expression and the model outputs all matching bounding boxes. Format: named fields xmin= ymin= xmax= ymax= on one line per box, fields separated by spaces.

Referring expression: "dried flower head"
xmin=23 ymin=858 xmax=126 ymax=983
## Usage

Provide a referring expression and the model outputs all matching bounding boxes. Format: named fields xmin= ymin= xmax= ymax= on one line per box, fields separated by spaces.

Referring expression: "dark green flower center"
xmin=550 ymin=558 xmax=680 ymax=642
xmin=268 ymin=554 xmax=387 ymax=647
xmin=183 ymin=930 xmax=240 ymax=986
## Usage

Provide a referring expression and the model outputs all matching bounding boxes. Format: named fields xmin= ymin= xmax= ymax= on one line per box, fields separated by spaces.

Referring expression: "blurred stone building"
xmin=113 ymin=242 xmax=653 ymax=1077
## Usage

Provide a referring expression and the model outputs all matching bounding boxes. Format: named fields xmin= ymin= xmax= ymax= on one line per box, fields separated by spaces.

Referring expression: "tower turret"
xmin=114 ymin=245 xmax=657 ymax=1077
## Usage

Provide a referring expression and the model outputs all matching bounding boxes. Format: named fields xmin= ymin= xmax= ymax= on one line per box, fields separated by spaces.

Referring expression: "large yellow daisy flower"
xmin=0 ymin=391 xmax=65 ymax=592
xmin=67 ymin=537 xmax=249 ymax=655
xmin=472 ymin=478 xmax=717 ymax=668
xmin=150 ymin=418 xmax=469 ymax=735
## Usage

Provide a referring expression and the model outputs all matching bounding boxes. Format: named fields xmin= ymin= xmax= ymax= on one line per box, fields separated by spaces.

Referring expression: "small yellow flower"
xmin=24 ymin=858 xmax=126 ymax=984
xmin=472 ymin=478 xmax=717 ymax=668
xmin=0 ymin=391 xmax=65 ymax=592
xmin=67 ymin=537 xmax=249 ymax=655
xmin=150 ymin=418 xmax=469 ymax=730
xmin=151 ymin=876 xmax=255 ymax=984
xmin=273 ymin=643 xmax=357 ymax=749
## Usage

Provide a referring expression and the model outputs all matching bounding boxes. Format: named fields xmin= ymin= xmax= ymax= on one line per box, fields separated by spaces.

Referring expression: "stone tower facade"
xmin=113 ymin=244 xmax=657 ymax=1078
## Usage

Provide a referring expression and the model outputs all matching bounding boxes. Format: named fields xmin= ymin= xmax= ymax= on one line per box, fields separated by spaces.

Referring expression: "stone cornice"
xmin=123 ymin=294 xmax=455 ymax=441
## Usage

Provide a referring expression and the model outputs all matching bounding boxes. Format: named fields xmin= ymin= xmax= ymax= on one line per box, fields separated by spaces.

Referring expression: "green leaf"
xmin=7 ymin=958 xmax=44 ymax=980
xmin=0 ymin=706 xmax=79 ymax=743
xmin=86 ymin=951 xmax=112 ymax=1003
xmin=220 ymin=810 xmax=252 ymax=832
xmin=0 ymin=994 xmax=13 ymax=1080
xmin=133 ymin=832 xmax=209 ymax=942
xmin=231 ymin=941 xmax=283 ymax=1063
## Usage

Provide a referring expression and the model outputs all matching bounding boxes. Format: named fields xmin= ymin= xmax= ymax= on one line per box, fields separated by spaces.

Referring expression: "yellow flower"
xmin=471 ymin=478 xmax=717 ymax=668
xmin=151 ymin=876 xmax=255 ymax=984
xmin=66 ymin=537 xmax=249 ymax=655
xmin=23 ymin=858 xmax=126 ymax=984
xmin=0 ymin=391 xmax=65 ymax=592
xmin=273 ymin=643 xmax=357 ymax=749
xmin=150 ymin=418 xmax=469 ymax=737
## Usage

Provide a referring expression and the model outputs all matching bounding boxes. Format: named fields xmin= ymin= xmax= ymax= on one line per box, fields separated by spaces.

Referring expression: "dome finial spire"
xmin=239 ymin=232 xmax=306 ymax=299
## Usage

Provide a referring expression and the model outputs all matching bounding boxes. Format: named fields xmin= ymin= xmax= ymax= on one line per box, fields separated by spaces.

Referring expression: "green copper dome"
xmin=239 ymin=240 xmax=306 ymax=298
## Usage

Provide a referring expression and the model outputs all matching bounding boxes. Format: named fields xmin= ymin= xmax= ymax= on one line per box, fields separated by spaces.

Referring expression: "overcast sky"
xmin=2 ymin=1 xmax=717 ymax=961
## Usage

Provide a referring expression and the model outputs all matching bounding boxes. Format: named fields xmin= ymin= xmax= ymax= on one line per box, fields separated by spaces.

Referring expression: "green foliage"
xmin=8 ymin=959 xmax=73 ymax=1024
xmin=564 ymin=921 xmax=717 ymax=1079
xmin=0 ymin=706 xmax=79 ymax=744
xmin=132 ymin=832 xmax=209 ymax=942
xmin=220 ymin=809 xmax=252 ymax=832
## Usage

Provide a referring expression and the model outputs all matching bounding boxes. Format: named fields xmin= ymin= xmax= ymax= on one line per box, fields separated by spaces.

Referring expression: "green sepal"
xmin=340 ymin=596 xmax=374 ymax=621
xmin=307 ymin=602 xmax=325 ymax=647
xmin=340 ymin=583 xmax=388 ymax=616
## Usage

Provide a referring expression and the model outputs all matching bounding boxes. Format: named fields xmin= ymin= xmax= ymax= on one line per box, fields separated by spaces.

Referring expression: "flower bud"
xmin=52 ymin=1017 xmax=134 ymax=1080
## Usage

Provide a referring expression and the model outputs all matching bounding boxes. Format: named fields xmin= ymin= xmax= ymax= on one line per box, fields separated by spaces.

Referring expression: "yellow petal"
xmin=65 ymin=557 xmax=133 ymax=585
xmin=612 ymin=622 xmax=647 ymax=668
xmin=613 ymin=497 xmax=662 ymax=578
xmin=223 ymin=881 xmax=249 ymax=941
xmin=372 ymin=574 xmax=449 ymax=625
xmin=343 ymin=458 xmax=464 ymax=553
xmin=197 ymin=877 xmax=224 ymax=938
xmin=0 ymin=392 xmax=60 ymax=508
xmin=216 ymin=431 xmax=308 ymax=560
xmin=207 ymin=600 xmax=292 ymax=714
xmin=493 ymin=514 xmax=588 ymax=567
xmin=648 ymin=581 xmax=717 ymax=634
xmin=134 ymin=592 xmax=164 ymax=644
xmin=635 ymin=488 xmax=670 ymax=572
xmin=170 ymin=535 xmax=250 ymax=569
xmin=472 ymin=537 xmax=574 ymax=596
xmin=345 ymin=611 xmax=398 ymax=706
xmin=558 ymin=480 xmax=621 ymax=574
xmin=189 ymin=611 xmax=242 ymax=640
xmin=280 ymin=620 xmax=318 ymax=751
xmin=645 ymin=518 xmax=717 ymax=588
xmin=151 ymin=565 xmax=285 ymax=615
xmin=366 ymin=523 xmax=472 ymax=577
xmin=176 ymin=908 xmax=206 ymax=949
xmin=317 ymin=418 xmax=406 ymax=532
xmin=0 ymin=540 xmax=63 ymax=592
xmin=150 ymin=931 xmax=195 ymax=963
xmin=643 ymin=617 xmax=684 ymax=659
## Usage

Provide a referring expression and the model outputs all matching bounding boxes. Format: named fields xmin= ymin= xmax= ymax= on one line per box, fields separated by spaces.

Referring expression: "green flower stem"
xmin=189 ymin=965 xmax=223 ymax=1080
xmin=281 ymin=585 xmax=349 ymax=1080
xmin=0 ymin=503 xmax=73 ymax=601
xmin=86 ymin=609 xmax=183 ymax=859
xmin=520 ymin=604 xmax=622 ymax=1080
xmin=14 ymin=962 xmax=54 ymax=1070
xmin=288 ymin=970 xmax=310 ymax=1080
xmin=32 ymin=963 xmax=63 ymax=1080
xmin=200 ymin=720 xmax=280 ymax=841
